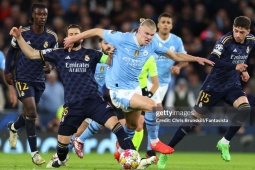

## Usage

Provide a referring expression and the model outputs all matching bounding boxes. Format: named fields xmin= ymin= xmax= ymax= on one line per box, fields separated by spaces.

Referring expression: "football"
xmin=119 ymin=149 xmax=141 ymax=169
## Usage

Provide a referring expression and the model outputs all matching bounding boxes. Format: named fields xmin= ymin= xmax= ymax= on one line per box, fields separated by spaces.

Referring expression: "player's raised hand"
xmin=9 ymin=26 xmax=22 ymax=38
xmin=64 ymin=36 xmax=75 ymax=52
xmin=235 ymin=63 xmax=248 ymax=72
xmin=171 ymin=66 xmax=180 ymax=75
xmin=195 ymin=57 xmax=215 ymax=66
xmin=241 ymin=71 xmax=250 ymax=82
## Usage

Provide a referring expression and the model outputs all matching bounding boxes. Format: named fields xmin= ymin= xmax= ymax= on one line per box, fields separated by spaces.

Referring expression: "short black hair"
xmin=31 ymin=2 xmax=47 ymax=13
xmin=99 ymin=38 xmax=103 ymax=42
xmin=233 ymin=16 xmax=251 ymax=30
xmin=66 ymin=24 xmax=82 ymax=34
xmin=29 ymin=2 xmax=47 ymax=24
xmin=158 ymin=12 xmax=172 ymax=22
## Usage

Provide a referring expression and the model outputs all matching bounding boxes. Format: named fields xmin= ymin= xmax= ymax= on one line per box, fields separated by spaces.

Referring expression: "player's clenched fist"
xmin=235 ymin=63 xmax=248 ymax=72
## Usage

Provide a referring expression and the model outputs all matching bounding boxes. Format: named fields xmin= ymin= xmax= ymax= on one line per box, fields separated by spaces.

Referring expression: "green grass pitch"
xmin=0 ymin=152 xmax=254 ymax=170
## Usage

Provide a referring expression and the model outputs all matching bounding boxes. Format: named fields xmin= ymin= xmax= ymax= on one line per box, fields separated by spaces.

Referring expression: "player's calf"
xmin=232 ymin=103 xmax=251 ymax=126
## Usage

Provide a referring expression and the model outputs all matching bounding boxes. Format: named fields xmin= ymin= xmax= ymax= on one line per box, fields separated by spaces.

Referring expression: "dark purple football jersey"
xmin=11 ymin=26 xmax=58 ymax=82
xmin=40 ymin=47 xmax=103 ymax=104
xmin=202 ymin=32 xmax=255 ymax=92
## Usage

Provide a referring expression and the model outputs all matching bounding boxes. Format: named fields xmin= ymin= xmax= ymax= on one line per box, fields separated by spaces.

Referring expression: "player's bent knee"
xmin=232 ymin=103 xmax=251 ymax=125
xmin=24 ymin=110 xmax=37 ymax=118
xmin=104 ymin=116 xmax=119 ymax=130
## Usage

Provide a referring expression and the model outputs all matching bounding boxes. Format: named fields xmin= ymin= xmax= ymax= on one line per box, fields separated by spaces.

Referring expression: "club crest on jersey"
xmin=169 ymin=46 xmax=175 ymax=51
xmin=100 ymin=66 xmax=105 ymax=72
xmin=143 ymin=50 xmax=148 ymax=56
xmin=85 ymin=55 xmax=90 ymax=61
xmin=43 ymin=41 xmax=49 ymax=48
xmin=134 ymin=50 xmax=139 ymax=57
xmin=246 ymin=46 xmax=249 ymax=53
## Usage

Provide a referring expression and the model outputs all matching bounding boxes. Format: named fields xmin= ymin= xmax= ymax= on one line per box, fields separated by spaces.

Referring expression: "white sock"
xmin=11 ymin=123 xmax=17 ymax=132
xmin=221 ymin=137 xmax=230 ymax=144
xmin=31 ymin=151 xmax=38 ymax=157
xmin=150 ymin=138 xmax=159 ymax=146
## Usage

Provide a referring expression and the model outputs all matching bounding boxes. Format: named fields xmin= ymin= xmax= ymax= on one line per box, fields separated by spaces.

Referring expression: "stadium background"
xmin=0 ymin=0 xmax=255 ymax=155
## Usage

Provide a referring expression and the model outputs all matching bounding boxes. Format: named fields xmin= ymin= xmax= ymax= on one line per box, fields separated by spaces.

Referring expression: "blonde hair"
xmin=139 ymin=18 xmax=156 ymax=30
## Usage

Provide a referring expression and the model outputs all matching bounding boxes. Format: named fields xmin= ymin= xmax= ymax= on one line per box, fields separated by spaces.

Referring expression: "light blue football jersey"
xmin=103 ymin=30 xmax=168 ymax=90
xmin=0 ymin=51 xmax=5 ymax=70
xmin=94 ymin=63 xmax=108 ymax=92
xmin=152 ymin=33 xmax=186 ymax=85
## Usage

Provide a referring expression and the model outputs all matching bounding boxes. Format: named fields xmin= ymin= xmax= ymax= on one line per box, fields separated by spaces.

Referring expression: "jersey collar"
xmin=133 ymin=35 xmax=142 ymax=48
xmin=155 ymin=32 xmax=171 ymax=44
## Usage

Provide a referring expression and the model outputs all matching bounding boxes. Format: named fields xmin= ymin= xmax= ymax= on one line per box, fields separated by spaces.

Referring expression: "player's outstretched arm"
xmin=64 ymin=28 xmax=104 ymax=49
xmin=9 ymin=26 xmax=40 ymax=60
xmin=171 ymin=62 xmax=188 ymax=75
xmin=165 ymin=50 xmax=214 ymax=66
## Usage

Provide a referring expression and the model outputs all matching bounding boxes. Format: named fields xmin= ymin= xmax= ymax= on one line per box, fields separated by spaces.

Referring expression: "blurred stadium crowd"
xmin=0 ymin=0 xmax=255 ymax=133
